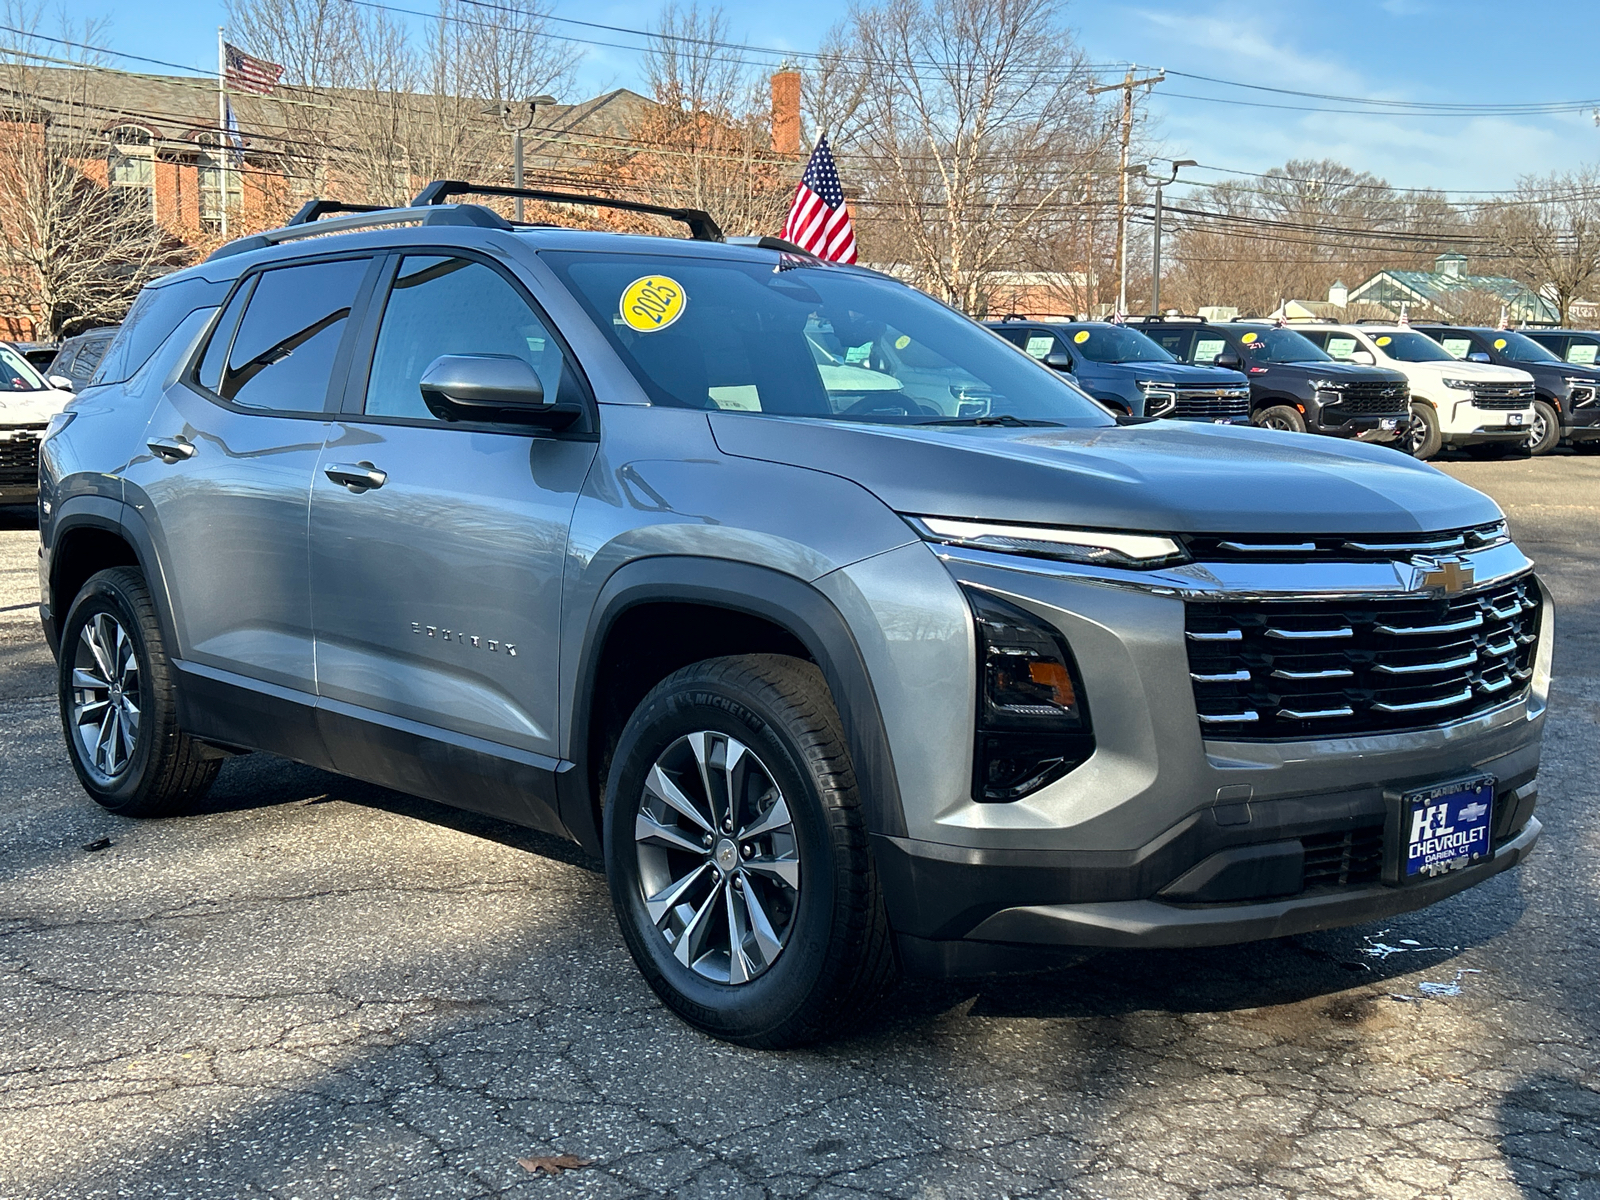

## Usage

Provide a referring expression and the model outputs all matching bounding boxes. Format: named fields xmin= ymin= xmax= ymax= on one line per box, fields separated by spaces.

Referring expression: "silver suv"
xmin=37 ymin=184 xmax=1550 ymax=1047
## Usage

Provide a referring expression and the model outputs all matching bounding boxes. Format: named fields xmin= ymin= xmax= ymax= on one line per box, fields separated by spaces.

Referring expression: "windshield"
xmin=0 ymin=344 xmax=46 ymax=391
xmin=1233 ymin=326 xmax=1330 ymax=364
xmin=1370 ymin=331 xmax=1455 ymax=363
xmin=1490 ymin=331 xmax=1560 ymax=364
xmin=1060 ymin=324 xmax=1176 ymax=364
xmin=543 ymin=252 xmax=1113 ymax=427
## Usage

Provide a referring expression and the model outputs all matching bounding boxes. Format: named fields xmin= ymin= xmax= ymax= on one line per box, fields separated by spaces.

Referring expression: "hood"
xmin=1119 ymin=362 xmax=1248 ymax=387
xmin=0 ymin=387 xmax=72 ymax=426
xmin=1399 ymin=359 xmax=1533 ymax=382
xmin=1288 ymin=361 xmax=1409 ymax=384
xmin=709 ymin=414 xmax=1501 ymax=536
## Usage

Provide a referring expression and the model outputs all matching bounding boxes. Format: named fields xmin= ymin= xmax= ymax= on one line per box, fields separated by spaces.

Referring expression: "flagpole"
xmin=217 ymin=27 xmax=229 ymax=240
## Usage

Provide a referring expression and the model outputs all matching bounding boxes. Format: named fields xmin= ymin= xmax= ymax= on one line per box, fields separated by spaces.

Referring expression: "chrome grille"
xmin=1172 ymin=387 xmax=1251 ymax=420
xmin=1472 ymin=382 xmax=1535 ymax=409
xmin=0 ymin=428 xmax=41 ymax=486
xmin=1180 ymin=522 xmax=1507 ymax=563
xmin=1185 ymin=575 xmax=1541 ymax=740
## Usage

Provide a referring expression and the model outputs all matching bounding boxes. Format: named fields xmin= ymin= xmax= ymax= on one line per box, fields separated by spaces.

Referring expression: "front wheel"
xmin=603 ymin=655 xmax=897 ymax=1047
xmin=1527 ymin=400 xmax=1561 ymax=456
xmin=58 ymin=568 xmax=220 ymax=817
xmin=1398 ymin=401 xmax=1442 ymax=460
xmin=1254 ymin=404 xmax=1308 ymax=434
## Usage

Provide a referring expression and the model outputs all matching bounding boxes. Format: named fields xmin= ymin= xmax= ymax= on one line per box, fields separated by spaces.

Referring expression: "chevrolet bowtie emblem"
xmin=1407 ymin=555 xmax=1475 ymax=596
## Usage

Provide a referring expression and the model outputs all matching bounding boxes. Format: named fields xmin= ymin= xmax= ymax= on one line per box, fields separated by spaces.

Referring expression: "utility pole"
xmin=1089 ymin=66 xmax=1165 ymax=316
xmin=499 ymin=95 xmax=557 ymax=221
xmin=1149 ymin=159 xmax=1196 ymax=315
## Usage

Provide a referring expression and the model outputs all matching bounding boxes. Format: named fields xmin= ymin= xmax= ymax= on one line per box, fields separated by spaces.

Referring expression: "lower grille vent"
xmin=1302 ymin=826 xmax=1385 ymax=889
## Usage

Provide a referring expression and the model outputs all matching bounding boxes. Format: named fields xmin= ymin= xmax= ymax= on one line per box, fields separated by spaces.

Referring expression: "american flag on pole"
xmin=781 ymin=134 xmax=857 ymax=263
xmin=224 ymin=42 xmax=283 ymax=94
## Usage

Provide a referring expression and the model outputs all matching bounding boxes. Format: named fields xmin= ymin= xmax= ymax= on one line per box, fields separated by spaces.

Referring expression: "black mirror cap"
xmin=418 ymin=354 xmax=580 ymax=428
xmin=1467 ymin=351 xmax=1492 ymax=364
xmin=1213 ymin=353 xmax=1243 ymax=370
xmin=1043 ymin=350 xmax=1074 ymax=370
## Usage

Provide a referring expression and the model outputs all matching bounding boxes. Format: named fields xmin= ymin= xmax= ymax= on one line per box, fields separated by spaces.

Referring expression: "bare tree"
xmin=1480 ymin=168 xmax=1600 ymax=326
xmin=0 ymin=4 xmax=188 ymax=337
xmin=819 ymin=0 xmax=1105 ymax=314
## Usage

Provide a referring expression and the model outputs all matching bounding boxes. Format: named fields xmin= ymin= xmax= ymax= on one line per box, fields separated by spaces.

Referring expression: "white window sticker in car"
xmin=1568 ymin=343 xmax=1598 ymax=365
xmin=1024 ymin=335 xmax=1054 ymax=359
xmin=1195 ymin=337 xmax=1227 ymax=362
xmin=1440 ymin=337 xmax=1472 ymax=359
xmin=1327 ymin=336 xmax=1359 ymax=359
xmin=708 ymin=385 xmax=762 ymax=410
xmin=620 ymin=275 xmax=686 ymax=332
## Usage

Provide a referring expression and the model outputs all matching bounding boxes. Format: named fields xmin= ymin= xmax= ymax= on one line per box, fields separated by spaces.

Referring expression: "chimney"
xmin=770 ymin=66 xmax=801 ymax=155
xmin=1435 ymin=253 xmax=1467 ymax=279
xmin=1327 ymin=279 xmax=1348 ymax=308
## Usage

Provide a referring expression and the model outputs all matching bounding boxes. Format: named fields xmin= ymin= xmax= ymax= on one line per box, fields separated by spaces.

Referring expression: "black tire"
xmin=57 ymin=567 xmax=220 ymax=817
xmin=1527 ymin=400 xmax=1561 ymax=456
xmin=1253 ymin=404 xmax=1308 ymax=434
xmin=1398 ymin=401 xmax=1442 ymax=460
xmin=603 ymin=654 xmax=898 ymax=1047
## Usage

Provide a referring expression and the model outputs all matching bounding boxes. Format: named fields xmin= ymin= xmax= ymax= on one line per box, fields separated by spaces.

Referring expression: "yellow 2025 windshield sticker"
xmin=1376 ymin=335 xmax=1392 ymax=346
xmin=1073 ymin=330 xmax=1090 ymax=344
xmin=621 ymin=276 xmax=686 ymax=332
xmin=1241 ymin=331 xmax=1258 ymax=344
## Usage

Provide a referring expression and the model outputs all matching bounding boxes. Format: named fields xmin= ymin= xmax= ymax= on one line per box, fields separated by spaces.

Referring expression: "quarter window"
xmin=363 ymin=255 xmax=579 ymax=422
xmin=198 ymin=258 xmax=367 ymax=412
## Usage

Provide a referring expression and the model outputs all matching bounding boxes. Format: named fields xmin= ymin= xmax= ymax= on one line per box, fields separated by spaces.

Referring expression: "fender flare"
xmin=46 ymin=496 xmax=178 ymax=660
xmin=561 ymin=556 xmax=907 ymax=855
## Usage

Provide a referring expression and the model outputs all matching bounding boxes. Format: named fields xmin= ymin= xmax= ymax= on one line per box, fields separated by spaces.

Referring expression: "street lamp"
xmin=1118 ymin=162 xmax=1146 ymax=317
xmin=499 ymin=94 xmax=557 ymax=221
xmin=1150 ymin=158 xmax=1196 ymax=315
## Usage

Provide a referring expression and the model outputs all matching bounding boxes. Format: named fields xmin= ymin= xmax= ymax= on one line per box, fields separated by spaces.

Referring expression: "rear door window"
xmin=93 ymin=277 xmax=229 ymax=386
xmin=197 ymin=258 xmax=369 ymax=412
xmin=1567 ymin=338 xmax=1599 ymax=366
xmin=1194 ymin=333 xmax=1230 ymax=365
xmin=1436 ymin=334 xmax=1475 ymax=360
xmin=1323 ymin=334 xmax=1360 ymax=360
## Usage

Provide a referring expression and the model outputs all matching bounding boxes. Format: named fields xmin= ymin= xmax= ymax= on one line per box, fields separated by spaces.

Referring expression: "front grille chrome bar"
xmin=1342 ymin=536 xmax=1466 ymax=553
xmin=1265 ymin=626 xmax=1354 ymax=640
xmin=1271 ymin=666 xmax=1354 ymax=680
xmin=1371 ymin=687 xmax=1475 ymax=714
xmin=1187 ymin=629 xmax=1243 ymax=642
xmin=1198 ymin=710 xmax=1260 ymax=724
xmin=1277 ymin=704 xmax=1355 ymax=720
xmin=1375 ymin=613 xmax=1483 ymax=636
xmin=1190 ymin=669 xmax=1251 ymax=683
xmin=1371 ymin=650 xmax=1478 ymax=675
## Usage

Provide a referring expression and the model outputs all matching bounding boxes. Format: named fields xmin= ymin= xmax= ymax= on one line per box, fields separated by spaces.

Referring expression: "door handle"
xmin=324 ymin=461 xmax=388 ymax=492
xmin=146 ymin=436 xmax=195 ymax=463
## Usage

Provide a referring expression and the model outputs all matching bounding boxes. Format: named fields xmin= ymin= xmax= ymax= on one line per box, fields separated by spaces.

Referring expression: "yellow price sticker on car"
xmin=1073 ymin=330 xmax=1090 ymax=344
xmin=620 ymin=276 xmax=686 ymax=332
xmin=1241 ymin=331 xmax=1258 ymax=344
xmin=894 ymin=335 xmax=911 ymax=349
xmin=1494 ymin=338 xmax=1507 ymax=350
xmin=1376 ymin=335 xmax=1392 ymax=346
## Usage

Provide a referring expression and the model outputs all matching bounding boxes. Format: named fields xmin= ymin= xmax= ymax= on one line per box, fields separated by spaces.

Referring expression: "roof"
xmin=1349 ymin=267 xmax=1557 ymax=323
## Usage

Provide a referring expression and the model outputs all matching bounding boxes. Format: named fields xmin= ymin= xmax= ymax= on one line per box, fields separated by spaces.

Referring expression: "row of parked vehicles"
xmin=986 ymin=315 xmax=1600 ymax=461
xmin=0 ymin=328 xmax=119 ymax=505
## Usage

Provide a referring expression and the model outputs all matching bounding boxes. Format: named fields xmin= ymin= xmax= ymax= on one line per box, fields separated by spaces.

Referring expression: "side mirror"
xmin=1466 ymin=351 xmax=1492 ymax=363
xmin=1350 ymin=349 xmax=1376 ymax=365
xmin=1043 ymin=348 xmax=1073 ymax=370
xmin=417 ymin=354 xmax=577 ymax=428
xmin=1213 ymin=353 xmax=1243 ymax=370
xmin=47 ymin=374 xmax=74 ymax=391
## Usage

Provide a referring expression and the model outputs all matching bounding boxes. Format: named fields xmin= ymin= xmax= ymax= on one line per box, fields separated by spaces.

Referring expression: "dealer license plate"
xmin=1402 ymin=777 xmax=1494 ymax=880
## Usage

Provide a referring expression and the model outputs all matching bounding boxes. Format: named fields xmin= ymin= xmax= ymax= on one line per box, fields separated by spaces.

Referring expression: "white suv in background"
xmin=1294 ymin=324 xmax=1535 ymax=460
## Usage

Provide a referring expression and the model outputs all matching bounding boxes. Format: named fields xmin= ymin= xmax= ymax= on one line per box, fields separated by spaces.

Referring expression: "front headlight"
xmin=908 ymin=515 xmax=1187 ymax=569
xmin=1313 ymin=388 xmax=1342 ymax=406
xmin=1441 ymin=377 xmax=1476 ymax=391
xmin=963 ymin=586 xmax=1094 ymax=802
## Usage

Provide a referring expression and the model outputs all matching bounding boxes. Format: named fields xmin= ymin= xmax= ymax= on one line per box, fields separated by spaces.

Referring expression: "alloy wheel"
xmin=1399 ymin=414 xmax=1426 ymax=455
xmin=633 ymin=731 xmax=801 ymax=985
xmin=1528 ymin=411 xmax=1548 ymax=451
xmin=70 ymin=612 xmax=141 ymax=783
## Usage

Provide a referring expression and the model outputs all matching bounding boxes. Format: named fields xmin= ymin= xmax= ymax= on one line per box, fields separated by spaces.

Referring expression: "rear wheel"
xmin=1398 ymin=402 xmax=1441 ymax=460
xmin=58 ymin=568 xmax=220 ymax=817
xmin=1254 ymin=405 xmax=1308 ymax=434
xmin=1527 ymin=400 xmax=1561 ymax=456
xmin=603 ymin=654 xmax=897 ymax=1047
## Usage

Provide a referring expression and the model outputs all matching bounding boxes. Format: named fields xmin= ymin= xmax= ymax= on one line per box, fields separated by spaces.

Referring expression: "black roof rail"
xmin=1126 ymin=314 xmax=1205 ymax=323
xmin=411 ymin=180 xmax=725 ymax=242
xmin=206 ymin=203 xmax=511 ymax=261
xmin=724 ymin=235 xmax=813 ymax=256
xmin=287 ymin=199 xmax=391 ymax=225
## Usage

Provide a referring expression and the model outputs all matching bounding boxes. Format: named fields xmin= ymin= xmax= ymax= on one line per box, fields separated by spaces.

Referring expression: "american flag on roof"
xmin=781 ymin=134 xmax=857 ymax=264
xmin=225 ymin=42 xmax=283 ymax=94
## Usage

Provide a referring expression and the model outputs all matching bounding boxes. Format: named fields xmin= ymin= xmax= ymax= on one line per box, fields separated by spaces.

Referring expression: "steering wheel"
xmin=841 ymin=396 xmax=940 ymax=418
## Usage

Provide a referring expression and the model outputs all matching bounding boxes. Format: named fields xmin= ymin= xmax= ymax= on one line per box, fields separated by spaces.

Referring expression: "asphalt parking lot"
xmin=1 ymin=451 xmax=1597 ymax=1200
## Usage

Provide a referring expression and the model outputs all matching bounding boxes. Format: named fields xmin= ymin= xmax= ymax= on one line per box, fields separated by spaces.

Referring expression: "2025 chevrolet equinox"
xmin=37 ymin=185 xmax=1549 ymax=1047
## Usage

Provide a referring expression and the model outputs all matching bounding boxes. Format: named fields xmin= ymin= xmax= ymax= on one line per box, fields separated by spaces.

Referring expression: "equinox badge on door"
xmin=410 ymin=622 xmax=517 ymax=657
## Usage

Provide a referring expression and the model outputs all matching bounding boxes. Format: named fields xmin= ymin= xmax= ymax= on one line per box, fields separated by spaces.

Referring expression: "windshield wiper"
xmin=913 ymin=414 xmax=1063 ymax=427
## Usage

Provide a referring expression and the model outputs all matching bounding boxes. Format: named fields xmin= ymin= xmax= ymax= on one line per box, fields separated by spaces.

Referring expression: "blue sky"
xmin=72 ymin=0 xmax=1600 ymax=194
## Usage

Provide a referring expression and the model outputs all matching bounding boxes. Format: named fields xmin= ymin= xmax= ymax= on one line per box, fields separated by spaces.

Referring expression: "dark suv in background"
xmin=987 ymin=318 xmax=1251 ymax=422
xmin=1414 ymin=325 xmax=1600 ymax=455
xmin=1523 ymin=329 xmax=1600 ymax=372
xmin=1131 ymin=317 xmax=1410 ymax=442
